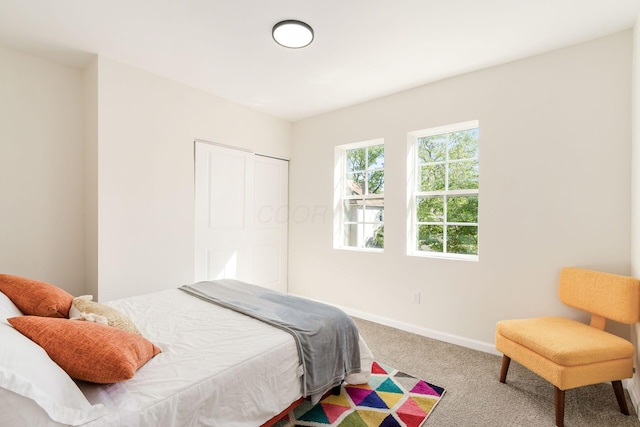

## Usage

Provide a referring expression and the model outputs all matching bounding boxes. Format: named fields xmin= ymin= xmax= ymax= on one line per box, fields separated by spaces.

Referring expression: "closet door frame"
xmin=194 ymin=140 xmax=288 ymax=292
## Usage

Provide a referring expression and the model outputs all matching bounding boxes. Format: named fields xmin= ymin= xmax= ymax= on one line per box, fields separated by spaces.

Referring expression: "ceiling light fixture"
xmin=272 ymin=20 xmax=314 ymax=49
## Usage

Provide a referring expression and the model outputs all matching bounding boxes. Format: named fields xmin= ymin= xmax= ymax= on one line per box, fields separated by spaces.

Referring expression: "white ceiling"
xmin=0 ymin=0 xmax=638 ymax=122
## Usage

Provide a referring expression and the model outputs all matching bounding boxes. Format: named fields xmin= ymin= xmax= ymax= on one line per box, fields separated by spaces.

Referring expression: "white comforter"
xmin=77 ymin=289 xmax=373 ymax=427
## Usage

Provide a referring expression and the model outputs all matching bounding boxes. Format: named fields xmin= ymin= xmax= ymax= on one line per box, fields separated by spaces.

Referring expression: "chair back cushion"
xmin=559 ymin=267 xmax=640 ymax=324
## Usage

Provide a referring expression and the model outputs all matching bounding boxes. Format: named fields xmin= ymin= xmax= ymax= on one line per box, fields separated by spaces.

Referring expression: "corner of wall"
xmin=629 ymin=12 xmax=640 ymax=419
xmin=83 ymin=56 xmax=99 ymax=298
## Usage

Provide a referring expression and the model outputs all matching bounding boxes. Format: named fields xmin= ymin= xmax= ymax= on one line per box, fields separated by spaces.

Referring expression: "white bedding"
xmin=75 ymin=289 xmax=373 ymax=427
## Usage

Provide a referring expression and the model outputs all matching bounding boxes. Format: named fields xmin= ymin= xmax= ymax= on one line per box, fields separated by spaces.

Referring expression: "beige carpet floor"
xmin=353 ymin=317 xmax=640 ymax=427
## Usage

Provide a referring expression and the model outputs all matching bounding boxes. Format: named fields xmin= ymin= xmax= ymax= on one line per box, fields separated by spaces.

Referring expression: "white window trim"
xmin=406 ymin=120 xmax=479 ymax=261
xmin=334 ymin=138 xmax=385 ymax=251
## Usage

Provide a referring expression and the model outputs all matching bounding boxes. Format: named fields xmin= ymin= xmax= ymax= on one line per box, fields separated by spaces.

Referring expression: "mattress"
xmin=74 ymin=288 xmax=301 ymax=427
xmin=77 ymin=288 xmax=372 ymax=427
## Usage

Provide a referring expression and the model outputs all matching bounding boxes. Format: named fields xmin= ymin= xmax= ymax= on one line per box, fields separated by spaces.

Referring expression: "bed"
xmin=0 ymin=276 xmax=374 ymax=427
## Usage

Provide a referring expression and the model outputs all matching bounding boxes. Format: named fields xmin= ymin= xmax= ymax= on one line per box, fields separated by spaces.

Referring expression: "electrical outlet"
xmin=412 ymin=291 xmax=421 ymax=304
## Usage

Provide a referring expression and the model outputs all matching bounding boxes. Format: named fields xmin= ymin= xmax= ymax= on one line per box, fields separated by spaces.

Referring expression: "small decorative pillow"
xmin=69 ymin=295 xmax=140 ymax=335
xmin=0 ymin=274 xmax=74 ymax=318
xmin=8 ymin=317 xmax=161 ymax=384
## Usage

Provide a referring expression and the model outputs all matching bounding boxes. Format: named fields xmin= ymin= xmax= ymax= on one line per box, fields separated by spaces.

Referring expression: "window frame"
xmin=407 ymin=120 xmax=479 ymax=261
xmin=334 ymin=138 xmax=385 ymax=252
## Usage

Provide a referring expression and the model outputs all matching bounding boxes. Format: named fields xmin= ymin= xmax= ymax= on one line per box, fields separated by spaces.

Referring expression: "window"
xmin=408 ymin=121 xmax=479 ymax=260
xmin=334 ymin=140 xmax=384 ymax=250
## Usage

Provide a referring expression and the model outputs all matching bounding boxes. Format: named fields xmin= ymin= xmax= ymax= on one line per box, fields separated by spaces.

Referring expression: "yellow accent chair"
xmin=495 ymin=267 xmax=640 ymax=427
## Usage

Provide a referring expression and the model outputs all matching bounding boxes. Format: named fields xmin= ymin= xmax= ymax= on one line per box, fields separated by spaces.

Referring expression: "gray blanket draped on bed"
xmin=179 ymin=280 xmax=361 ymax=404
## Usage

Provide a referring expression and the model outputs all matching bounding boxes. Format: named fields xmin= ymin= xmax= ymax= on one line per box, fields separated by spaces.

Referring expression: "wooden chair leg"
xmin=554 ymin=386 xmax=565 ymax=427
xmin=499 ymin=355 xmax=511 ymax=383
xmin=612 ymin=380 xmax=630 ymax=415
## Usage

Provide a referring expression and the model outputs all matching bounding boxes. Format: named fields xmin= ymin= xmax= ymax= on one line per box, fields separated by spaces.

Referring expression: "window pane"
xmin=346 ymin=148 xmax=366 ymax=173
xmin=343 ymin=200 xmax=360 ymax=222
xmin=367 ymin=170 xmax=384 ymax=195
xmin=368 ymin=145 xmax=384 ymax=169
xmin=448 ymin=129 xmax=478 ymax=161
xmin=420 ymin=164 xmax=445 ymax=192
xmin=345 ymin=172 xmax=365 ymax=196
xmin=418 ymin=135 xmax=446 ymax=163
xmin=344 ymin=200 xmax=364 ymax=222
xmin=417 ymin=225 xmax=443 ymax=253
xmin=343 ymin=223 xmax=360 ymax=247
xmin=365 ymin=224 xmax=384 ymax=248
xmin=448 ymin=161 xmax=478 ymax=190
xmin=363 ymin=203 xmax=384 ymax=223
xmin=447 ymin=196 xmax=478 ymax=223
xmin=417 ymin=197 xmax=443 ymax=222
xmin=447 ymin=225 xmax=478 ymax=255
xmin=364 ymin=203 xmax=384 ymax=248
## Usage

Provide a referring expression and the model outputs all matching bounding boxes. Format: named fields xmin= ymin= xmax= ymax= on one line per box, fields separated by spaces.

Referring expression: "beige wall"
xmin=0 ymin=45 xmax=86 ymax=296
xmin=0 ymin=48 xmax=292 ymax=301
xmin=94 ymin=57 xmax=292 ymax=301
xmin=289 ymin=31 xmax=632 ymax=352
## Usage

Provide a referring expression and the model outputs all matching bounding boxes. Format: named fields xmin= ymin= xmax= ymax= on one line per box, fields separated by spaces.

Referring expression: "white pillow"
xmin=0 ymin=292 xmax=106 ymax=426
xmin=0 ymin=387 xmax=68 ymax=427
xmin=0 ymin=289 xmax=22 ymax=323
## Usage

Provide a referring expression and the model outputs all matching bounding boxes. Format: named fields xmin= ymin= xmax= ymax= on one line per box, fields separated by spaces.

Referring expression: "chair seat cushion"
xmin=496 ymin=316 xmax=634 ymax=366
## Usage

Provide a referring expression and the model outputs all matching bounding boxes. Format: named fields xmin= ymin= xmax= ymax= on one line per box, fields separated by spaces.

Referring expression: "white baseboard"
xmin=341 ymin=305 xmax=500 ymax=356
xmin=289 ymin=292 xmax=500 ymax=356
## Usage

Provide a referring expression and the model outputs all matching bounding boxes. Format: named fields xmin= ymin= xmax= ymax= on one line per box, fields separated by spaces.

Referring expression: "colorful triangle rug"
xmin=273 ymin=362 xmax=445 ymax=427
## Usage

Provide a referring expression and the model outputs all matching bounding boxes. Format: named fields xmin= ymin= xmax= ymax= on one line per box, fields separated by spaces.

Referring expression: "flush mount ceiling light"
xmin=272 ymin=20 xmax=314 ymax=49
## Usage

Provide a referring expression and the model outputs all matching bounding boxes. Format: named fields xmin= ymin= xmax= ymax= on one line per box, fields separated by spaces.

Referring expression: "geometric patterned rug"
xmin=272 ymin=362 xmax=446 ymax=427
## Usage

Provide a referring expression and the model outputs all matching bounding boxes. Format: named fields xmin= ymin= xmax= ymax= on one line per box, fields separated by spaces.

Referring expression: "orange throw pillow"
xmin=0 ymin=274 xmax=74 ymax=318
xmin=8 ymin=317 xmax=161 ymax=383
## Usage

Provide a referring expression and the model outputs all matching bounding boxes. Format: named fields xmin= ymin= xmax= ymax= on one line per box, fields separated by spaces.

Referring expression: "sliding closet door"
xmin=194 ymin=142 xmax=288 ymax=292
xmin=252 ymin=155 xmax=289 ymax=291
